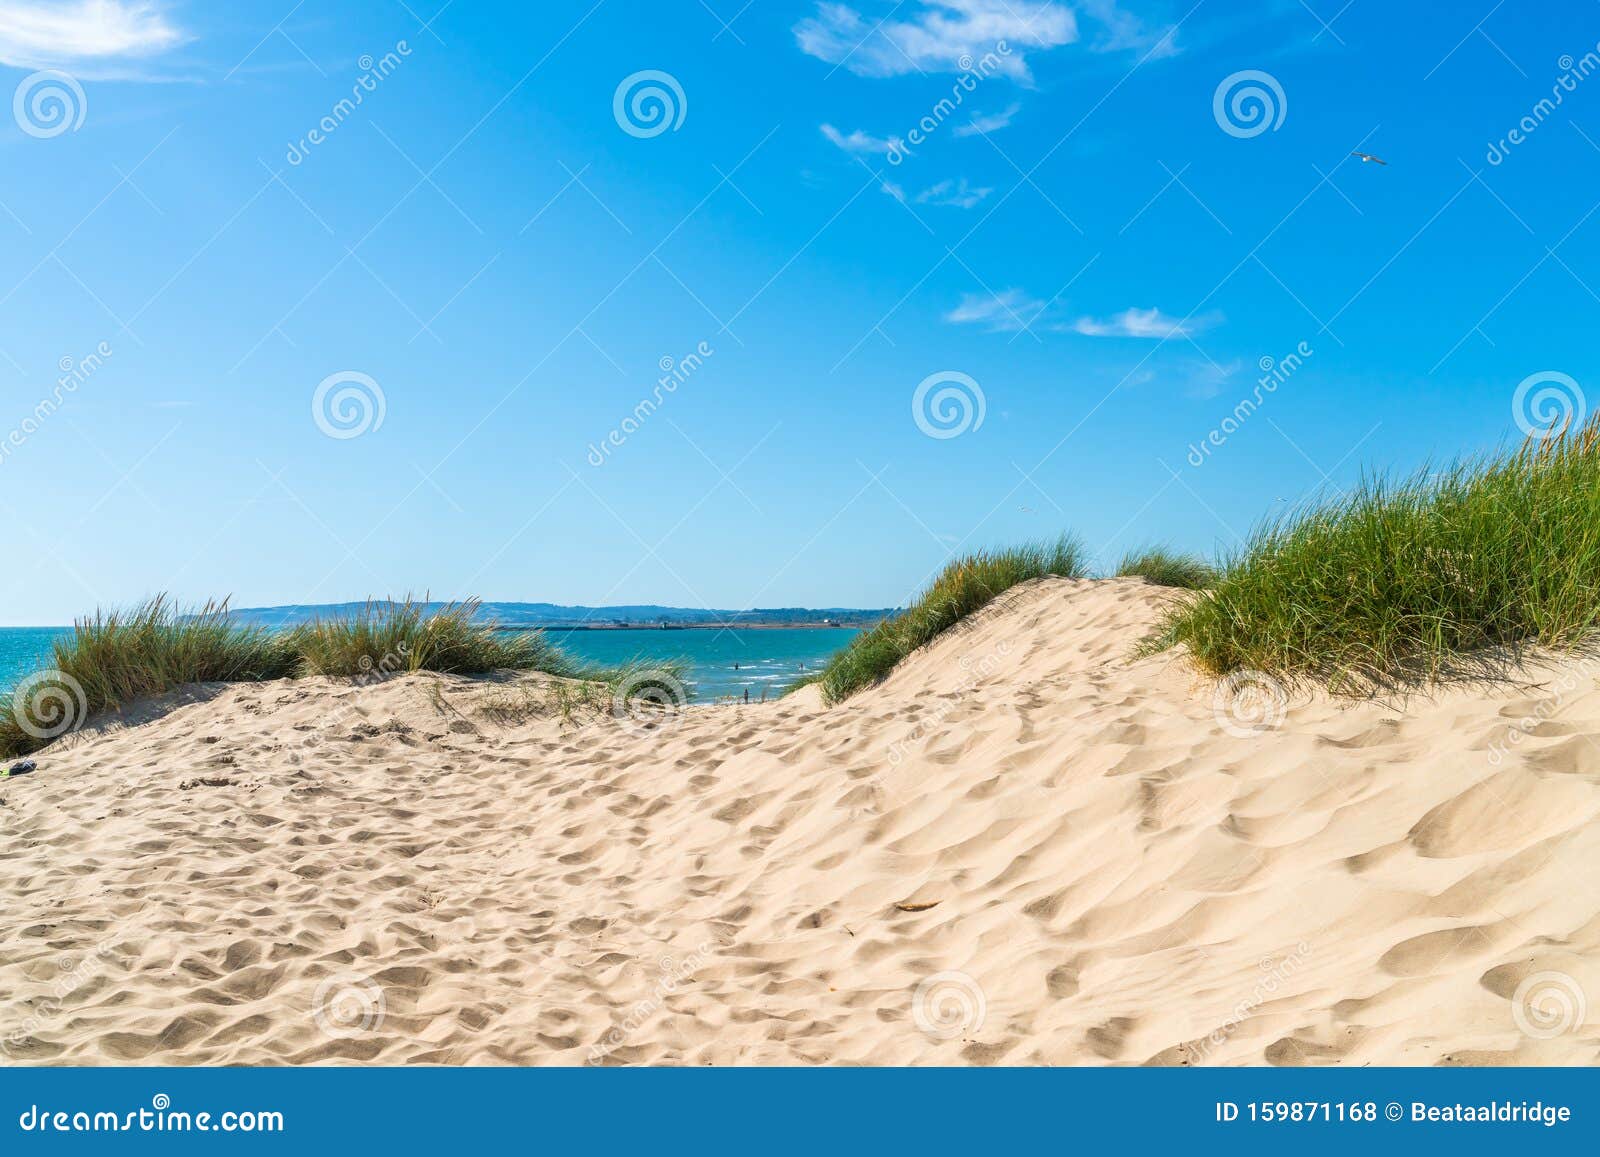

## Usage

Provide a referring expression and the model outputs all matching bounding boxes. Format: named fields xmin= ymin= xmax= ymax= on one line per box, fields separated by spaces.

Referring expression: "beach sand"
xmin=2 ymin=576 xmax=1596 ymax=1065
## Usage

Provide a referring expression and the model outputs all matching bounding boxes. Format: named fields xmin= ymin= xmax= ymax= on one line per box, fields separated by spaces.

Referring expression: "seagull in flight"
xmin=1351 ymin=151 xmax=1388 ymax=165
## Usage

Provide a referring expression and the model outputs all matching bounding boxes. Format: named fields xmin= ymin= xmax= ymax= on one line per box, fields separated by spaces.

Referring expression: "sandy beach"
xmin=2 ymin=576 xmax=1596 ymax=1065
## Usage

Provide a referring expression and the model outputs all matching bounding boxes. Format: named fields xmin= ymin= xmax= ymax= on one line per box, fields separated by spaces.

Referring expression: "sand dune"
xmin=2 ymin=577 xmax=1597 ymax=1065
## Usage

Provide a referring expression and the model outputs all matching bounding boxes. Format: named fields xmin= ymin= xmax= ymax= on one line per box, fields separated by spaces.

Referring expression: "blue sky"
xmin=0 ymin=0 xmax=1595 ymax=624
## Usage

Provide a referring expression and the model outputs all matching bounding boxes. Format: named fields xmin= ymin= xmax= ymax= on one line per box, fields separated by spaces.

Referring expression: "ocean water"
xmin=547 ymin=627 xmax=859 ymax=700
xmin=0 ymin=628 xmax=69 ymax=694
xmin=0 ymin=626 xmax=857 ymax=703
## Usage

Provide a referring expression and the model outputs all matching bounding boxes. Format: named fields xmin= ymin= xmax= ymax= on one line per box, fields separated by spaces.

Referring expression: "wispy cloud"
xmin=1070 ymin=307 xmax=1216 ymax=339
xmin=0 ymin=1 xmax=186 ymax=72
xmin=952 ymin=101 xmax=1020 ymax=137
xmin=1078 ymin=0 xmax=1180 ymax=58
xmin=916 ymin=177 xmax=992 ymax=209
xmin=795 ymin=0 xmax=1078 ymax=81
xmin=820 ymin=122 xmax=899 ymax=155
xmin=949 ymin=289 xmax=1216 ymax=339
xmin=1183 ymin=357 xmax=1243 ymax=398
xmin=944 ymin=288 xmax=1047 ymax=333
xmin=881 ymin=179 xmax=907 ymax=203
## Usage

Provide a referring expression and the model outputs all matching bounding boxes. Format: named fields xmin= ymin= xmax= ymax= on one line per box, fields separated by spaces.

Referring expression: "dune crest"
xmin=2 ymin=577 xmax=1596 ymax=1065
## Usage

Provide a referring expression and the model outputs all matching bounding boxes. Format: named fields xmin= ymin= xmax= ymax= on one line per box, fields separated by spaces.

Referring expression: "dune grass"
xmin=1116 ymin=546 xmax=1217 ymax=590
xmin=803 ymin=535 xmax=1088 ymax=703
xmin=0 ymin=597 xmax=613 ymax=758
xmin=1148 ymin=417 xmax=1600 ymax=690
xmin=291 ymin=599 xmax=578 ymax=678
xmin=476 ymin=658 xmax=691 ymax=728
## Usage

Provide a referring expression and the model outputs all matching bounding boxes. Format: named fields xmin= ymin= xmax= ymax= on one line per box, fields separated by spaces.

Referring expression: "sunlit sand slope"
xmin=3 ymin=577 xmax=1596 ymax=1065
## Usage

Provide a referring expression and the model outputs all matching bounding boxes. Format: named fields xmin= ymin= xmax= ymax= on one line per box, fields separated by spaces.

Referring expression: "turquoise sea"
xmin=545 ymin=627 xmax=858 ymax=700
xmin=0 ymin=628 xmax=67 ymax=694
xmin=0 ymin=626 xmax=857 ymax=703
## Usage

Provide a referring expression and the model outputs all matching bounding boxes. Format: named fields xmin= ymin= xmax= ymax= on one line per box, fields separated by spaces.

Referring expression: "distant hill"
xmin=224 ymin=600 xmax=894 ymax=630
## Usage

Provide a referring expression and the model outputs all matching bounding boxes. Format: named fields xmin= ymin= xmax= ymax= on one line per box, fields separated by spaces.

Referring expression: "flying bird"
xmin=1351 ymin=151 xmax=1388 ymax=165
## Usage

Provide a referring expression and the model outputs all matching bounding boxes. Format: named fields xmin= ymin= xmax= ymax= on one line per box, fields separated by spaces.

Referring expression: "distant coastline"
xmin=532 ymin=622 xmax=871 ymax=632
xmin=225 ymin=600 xmax=896 ymax=631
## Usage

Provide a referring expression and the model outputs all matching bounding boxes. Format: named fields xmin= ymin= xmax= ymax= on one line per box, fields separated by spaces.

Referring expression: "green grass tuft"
xmin=0 ymin=596 xmax=630 ymax=758
xmin=1115 ymin=547 xmax=1217 ymax=590
xmin=0 ymin=598 xmax=297 ymax=758
xmin=809 ymin=535 xmax=1087 ymax=703
xmin=291 ymin=599 xmax=577 ymax=678
xmin=1148 ymin=417 xmax=1600 ymax=690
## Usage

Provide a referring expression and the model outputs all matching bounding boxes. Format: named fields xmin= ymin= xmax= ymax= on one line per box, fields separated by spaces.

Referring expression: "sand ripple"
xmin=2 ymin=578 xmax=1597 ymax=1064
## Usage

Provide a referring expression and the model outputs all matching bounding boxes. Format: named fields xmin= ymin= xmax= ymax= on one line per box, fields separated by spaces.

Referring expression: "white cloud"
xmin=0 ymin=1 xmax=184 ymax=70
xmin=795 ymin=0 xmax=1077 ymax=81
xmin=952 ymin=101 xmax=1020 ymax=137
xmin=916 ymin=177 xmax=992 ymax=208
xmin=1070 ymin=307 xmax=1216 ymax=339
xmin=881 ymin=179 xmax=907 ymax=203
xmin=820 ymin=122 xmax=898 ymax=155
xmin=1078 ymin=0 xmax=1180 ymax=58
xmin=945 ymin=288 xmax=1046 ymax=332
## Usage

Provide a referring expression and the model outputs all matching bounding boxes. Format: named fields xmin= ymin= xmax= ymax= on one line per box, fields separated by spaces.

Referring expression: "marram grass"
xmin=1148 ymin=416 xmax=1600 ymax=690
xmin=290 ymin=599 xmax=579 ymax=678
xmin=15 ymin=418 xmax=1595 ymax=755
xmin=801 ymin=535 xmax=1088 ymax=703
xmin=1115 ymin=547 xmax=1217 ymax=590
xmin=0 ymin=597 xmax=607 ymax=758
